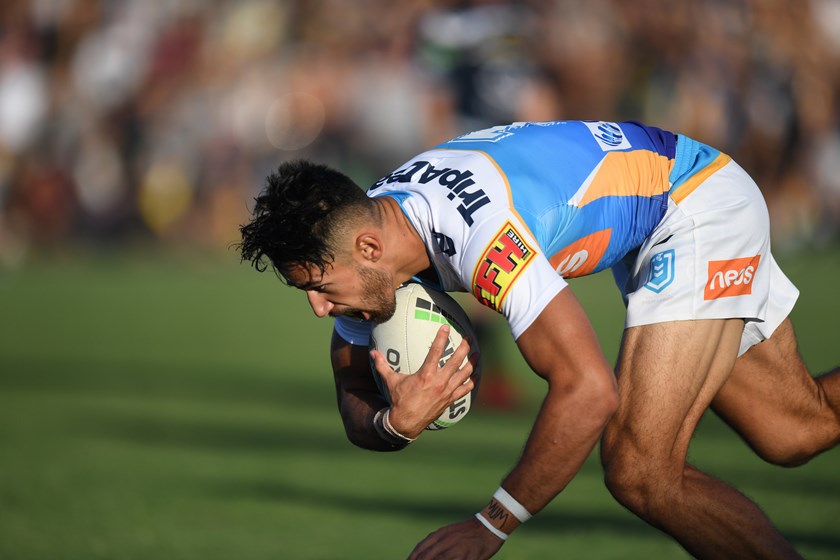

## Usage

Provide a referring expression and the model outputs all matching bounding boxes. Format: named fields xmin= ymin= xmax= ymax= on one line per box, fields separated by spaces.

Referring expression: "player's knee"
xmin=747 ymin=405 xmax=840 ymax=467
xmin=602 ymin=447 xmax=677 ymax=522
xmin=602 ymin=462 xmax=644 ymax=511
xmin=751 ymin=431 xmax=834 ymax=467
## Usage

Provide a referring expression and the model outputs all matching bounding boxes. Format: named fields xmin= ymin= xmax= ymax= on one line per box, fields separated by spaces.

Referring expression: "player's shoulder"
xmin=366 ymin=148 xmax=511 ymax=229
xmin=368 ymin=149 xmax=494 ymax=192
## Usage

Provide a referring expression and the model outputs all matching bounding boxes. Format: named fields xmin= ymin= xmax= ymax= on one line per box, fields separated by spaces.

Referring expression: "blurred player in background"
xmin=239 ymin=120 xmax=840 ymax=559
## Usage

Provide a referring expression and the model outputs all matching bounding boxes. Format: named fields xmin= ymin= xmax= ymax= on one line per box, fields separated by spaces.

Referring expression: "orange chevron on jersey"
xmin=549 ymin=228 xmax=612 ymax=277
xmin=571 ymin=152 xmax=672 ymax=208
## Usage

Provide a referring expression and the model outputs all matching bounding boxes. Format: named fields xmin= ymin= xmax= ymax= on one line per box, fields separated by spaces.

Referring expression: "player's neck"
xmin=375 ymin=197 xmax=430 ymax=285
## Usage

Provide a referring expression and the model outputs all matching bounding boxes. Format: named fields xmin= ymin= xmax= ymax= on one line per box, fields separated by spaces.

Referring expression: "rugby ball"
xmin=370 ymin=283 xmax=481 ymax=430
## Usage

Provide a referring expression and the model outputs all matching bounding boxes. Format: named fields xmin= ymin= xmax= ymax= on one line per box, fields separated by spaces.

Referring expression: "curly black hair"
xmin=238 ymin=160 xmax=374 ymax=283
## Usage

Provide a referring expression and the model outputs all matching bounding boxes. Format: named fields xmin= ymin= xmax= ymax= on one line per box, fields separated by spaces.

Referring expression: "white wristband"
xmin=382 ymin=408 xmax=416 ymax=443
xmin=474 ymin=513 xmax=508 ymax=541
xmin=373 ymin=408 xmax=413 ymax=448
xmin=493 ymin=487 xmax=532 ymax=523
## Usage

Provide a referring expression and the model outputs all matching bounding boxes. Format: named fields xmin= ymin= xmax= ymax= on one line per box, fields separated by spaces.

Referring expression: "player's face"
xmin=288 ymin=260 xmax=397 ymax=323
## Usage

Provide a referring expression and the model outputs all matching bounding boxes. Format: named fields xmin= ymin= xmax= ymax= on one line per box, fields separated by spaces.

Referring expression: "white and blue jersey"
xmin=336 ymin=120 xmax=737 ymax=343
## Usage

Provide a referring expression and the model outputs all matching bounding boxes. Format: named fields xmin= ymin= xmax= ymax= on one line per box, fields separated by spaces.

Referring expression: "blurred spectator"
xmin=0 ymin=0 xmax=837 ymax=265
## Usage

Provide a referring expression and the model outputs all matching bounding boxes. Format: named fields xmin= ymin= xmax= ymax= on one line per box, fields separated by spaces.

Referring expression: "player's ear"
xmin=356 ymin=233 xmax=382 ymax=263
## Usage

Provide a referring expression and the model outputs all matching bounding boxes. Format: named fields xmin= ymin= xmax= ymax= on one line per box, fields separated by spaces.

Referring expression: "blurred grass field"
xmin=0 ymin=247 xmax=838 ymax=560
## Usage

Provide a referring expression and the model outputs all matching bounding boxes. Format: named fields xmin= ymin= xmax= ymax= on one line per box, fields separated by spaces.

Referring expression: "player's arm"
xmin=330 ymin=328 xmax=398 ymax=452
xmin=484 ymin=286 xmax=618 ymax=530
xmin=408 ymin=287 xmax=617 ymax=559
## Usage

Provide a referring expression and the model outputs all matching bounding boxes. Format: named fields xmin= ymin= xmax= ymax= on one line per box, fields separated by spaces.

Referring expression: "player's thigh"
xmin=711 ymin=318 xmax=837 ymax=463
xmin=603 ymin=318 xmax=743 ymax=467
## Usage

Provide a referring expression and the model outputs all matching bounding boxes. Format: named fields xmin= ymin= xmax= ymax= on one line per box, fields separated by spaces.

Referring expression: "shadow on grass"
xmin=212 ymin=477 xmax=840 ymax=555
xmin=75 ymin=401 xmax=840 ymax=499
xmin=216 ymin=476 xmax=658 ymax=537
xmin=7 ymin=352 xmax=840 ymax=557
xmin=0 ymin=354 xmax=333 ymax=410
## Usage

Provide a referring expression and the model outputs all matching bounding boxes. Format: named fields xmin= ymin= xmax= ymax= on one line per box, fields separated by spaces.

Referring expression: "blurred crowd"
xmin=1 ymin=0 xmax=839 ymax=267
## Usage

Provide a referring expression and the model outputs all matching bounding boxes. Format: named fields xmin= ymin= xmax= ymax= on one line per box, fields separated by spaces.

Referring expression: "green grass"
xmin=0 ymin=247 xmax=838 ymax=559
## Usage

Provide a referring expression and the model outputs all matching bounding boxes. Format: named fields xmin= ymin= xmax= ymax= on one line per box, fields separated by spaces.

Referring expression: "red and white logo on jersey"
xmin=472 ymin=221 xmax=536 ymax=312
xmin=704 ymin=255 xmax=761 ymax=300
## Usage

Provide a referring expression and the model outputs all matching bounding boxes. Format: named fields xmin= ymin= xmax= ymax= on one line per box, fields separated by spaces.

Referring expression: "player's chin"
xmin=366 ymin=304 xmax=397 ymax=324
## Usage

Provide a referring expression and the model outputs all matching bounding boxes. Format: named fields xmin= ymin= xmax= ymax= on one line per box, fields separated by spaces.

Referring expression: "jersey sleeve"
xmin=501 ymin=254 xmax=568 ymax=339
xmin=463 ymin=213 xmax=568 ymax=339
xmin=334 ymin=316 xmax=373 ymax=346
xmin=369 ymin=147 xmax=570 ymax=341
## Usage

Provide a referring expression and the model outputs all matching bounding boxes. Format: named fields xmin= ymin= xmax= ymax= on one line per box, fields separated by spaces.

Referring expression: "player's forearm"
xmin=478 ymin=374 xmax=617 ymax=535
xmin=478 ymin=287 xmax=618 ymax=536
xmin=337 ymin=390 xmax=406 ymax=452
xmin=331 ymin=332 xmax=406 ymax=451
xmin=511 ymin=381 xmax=616 ymax=507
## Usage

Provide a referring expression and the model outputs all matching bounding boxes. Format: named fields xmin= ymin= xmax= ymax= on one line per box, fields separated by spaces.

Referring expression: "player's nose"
xmin=306 ymin=290 xmax=333 ymax=318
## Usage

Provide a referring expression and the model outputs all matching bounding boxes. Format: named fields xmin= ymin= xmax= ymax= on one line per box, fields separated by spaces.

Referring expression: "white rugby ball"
xmin=370 ymin=283 xmax=481 ymax=430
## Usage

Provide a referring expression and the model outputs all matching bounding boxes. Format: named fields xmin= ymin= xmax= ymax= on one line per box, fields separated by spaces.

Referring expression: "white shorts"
xmin=612 ymin=159 xmax=799 ymax=356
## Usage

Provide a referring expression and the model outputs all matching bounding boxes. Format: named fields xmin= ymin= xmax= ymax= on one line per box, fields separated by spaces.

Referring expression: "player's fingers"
xmin=408 ymin=531 xmax=439 ymax=560
xmin=369 ymin=349 xmax=398 ymax=388
xmin=447 ymin=336 xmax=472 ymax=370
xmin=409 ymin=533 xmax=463 ymax=560
xmin=420 ymin=324 xmax=452 ymax=371
xmin=449 ymin=354 xmax=475 ymax=387
xmin=410 ymin=536 xmax=465 ymax=560
xmin=443 ymin=336 xmax=473 ymax=379
xmin=451 ymin=377 xmax=475 ymax=401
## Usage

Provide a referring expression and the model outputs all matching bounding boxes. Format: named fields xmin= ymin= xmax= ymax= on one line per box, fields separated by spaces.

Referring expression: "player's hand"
xmin=370 ymin=324 xmax=476 ymax=439
xmin=408 ymin=516 xmax=505 ymax=560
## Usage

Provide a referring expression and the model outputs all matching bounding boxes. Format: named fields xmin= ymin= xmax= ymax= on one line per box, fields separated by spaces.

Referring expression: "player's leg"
xmin=711 ymin=317 xmax=840 ymax=466
xmin=601 ymin=318 xmax=802 ymax=560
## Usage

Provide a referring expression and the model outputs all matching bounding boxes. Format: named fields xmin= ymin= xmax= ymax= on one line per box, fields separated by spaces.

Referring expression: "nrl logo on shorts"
xmin=644 ymin=249 xmax=675 ymax=293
